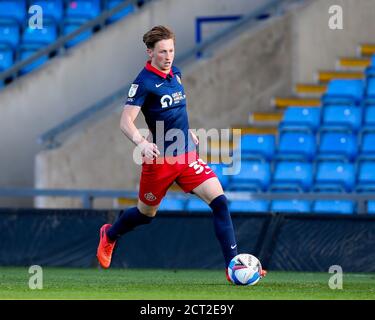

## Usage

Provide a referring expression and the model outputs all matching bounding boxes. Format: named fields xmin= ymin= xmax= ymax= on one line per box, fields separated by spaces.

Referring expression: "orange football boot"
xmin=97 ymin=224 xmax=116 ymax=269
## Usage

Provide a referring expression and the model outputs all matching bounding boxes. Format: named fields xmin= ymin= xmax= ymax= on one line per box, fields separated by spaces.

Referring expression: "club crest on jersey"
xmin=176 ymin=74 xmax=181 ymax=84
xmin=128 ymin=84 xmax=139 ymax=98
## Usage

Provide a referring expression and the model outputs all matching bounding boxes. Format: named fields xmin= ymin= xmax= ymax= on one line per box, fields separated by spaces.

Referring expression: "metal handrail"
xmin=0 ymin=0 xmax=144 ymax=82
xmin=37 ymin=0 xmax=300 ymax=148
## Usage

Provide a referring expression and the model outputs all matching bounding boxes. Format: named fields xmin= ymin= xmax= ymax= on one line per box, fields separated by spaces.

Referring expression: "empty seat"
xmin=30 ymin=0 xmax=64 ymax=23
xmin=158 ymin=197 xmax=185 ymax=211
xmin=356 ymin=161 xmax=375 ymax=192
xmin=19 ymin=45 xmax=48 ymax=75
xmin=65 ymin=0 xmax=101 ymax=20
xmin=312 ymin=200 xmax=355 ymax=214
xmin=0 ymin=1 xmax=26 ymax=24
xmin=314 ymin=161 xmax=355 ymax=192
xmin=362 ymin=105 xmax=375 ymax=132
xmin=106 ymin=0 xmax=135 ymax=23
xmin=63 ymin=18 xmax=93 ymax=48
xmin=366 ymin=77 xmax=375 ymax=102
xmin=271 ymin=161 xmax=313 ymax=192
xmin=229 ymin=200 xmax=269 ymax=213
xmin=238 ymin=134 xmax=275 ymax=161
xmin=227 ymin=161 xmax=271 ymax=192
xmin=367 ymin=201 xmax=375 ymax=214
xmin=22 ymin=21 xmax=57 ymax=46
xmin=322 ymin=79 xmax=364 ymax=105
xmin=321 ymin=105 xmax=362 ymax=133
xmin=279 ymin=107 xmax=321 ymax=133
xmin=318 ymin=132 xmax=357 ymax=162
xmin=277 ymin=132 xmax=316 ymax=161
xmin=359 ymin=132 xmax=375 ymax=160
xmin=0 ymin=19 xmax=20 ymax=49
xmin=0 ymin=46 xmax=13 ymax=71
xmin=185 ymin=198 xmax=210 ymax=212
xmin=270 ymin=200 xmax=311 ymax=213
xmin=365 ymin=54 xmax=375 ymax=78
xmin=209 ymin=163 xmax=229 ymax=190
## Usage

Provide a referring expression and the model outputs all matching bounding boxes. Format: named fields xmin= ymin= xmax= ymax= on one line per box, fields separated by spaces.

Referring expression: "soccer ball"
xmin=227 ymin=254 xmax=262 ymax=286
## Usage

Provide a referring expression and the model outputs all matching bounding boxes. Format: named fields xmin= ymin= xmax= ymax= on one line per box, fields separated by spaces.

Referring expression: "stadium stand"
xmin=0 ymin=0 xmax=144 ymax=82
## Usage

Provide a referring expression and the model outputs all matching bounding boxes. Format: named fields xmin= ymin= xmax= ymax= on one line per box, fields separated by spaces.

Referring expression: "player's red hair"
xmin=143 ymin=25 xmax=175 ymax=49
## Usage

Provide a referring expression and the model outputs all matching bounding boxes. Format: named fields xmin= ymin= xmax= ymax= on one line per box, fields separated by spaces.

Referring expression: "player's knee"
xmin=209 ymin=194 xmax=228 ymax=211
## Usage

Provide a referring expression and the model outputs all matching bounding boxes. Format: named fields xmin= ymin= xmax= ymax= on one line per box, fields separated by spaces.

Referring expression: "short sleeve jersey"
xmin=125 ymin=61 xmax=195 ymax=156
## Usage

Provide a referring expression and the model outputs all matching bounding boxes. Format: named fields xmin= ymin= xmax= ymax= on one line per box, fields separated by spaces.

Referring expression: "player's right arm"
xmin=120 ymin=105 xmax=160 ymax=159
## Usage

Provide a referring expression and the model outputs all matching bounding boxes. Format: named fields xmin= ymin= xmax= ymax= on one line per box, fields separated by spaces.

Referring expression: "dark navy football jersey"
xmin=126 ymin=61 xmax=195 ymax=156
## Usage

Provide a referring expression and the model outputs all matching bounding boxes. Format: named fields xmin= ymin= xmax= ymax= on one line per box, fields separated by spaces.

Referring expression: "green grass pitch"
xmin=0 ymin=267 xmax=374 ymax=300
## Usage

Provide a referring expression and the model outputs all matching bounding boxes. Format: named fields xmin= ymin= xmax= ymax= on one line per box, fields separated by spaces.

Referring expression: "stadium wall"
xmin=0 ymin=0 xmax=260 ymax=205
xmin=1 ymin=209 xmax=374 ymax=272
xmin=35 ymin=14 xmax=294 ymax=208
xmin=293 ymin=0 xmax=375 ymax=82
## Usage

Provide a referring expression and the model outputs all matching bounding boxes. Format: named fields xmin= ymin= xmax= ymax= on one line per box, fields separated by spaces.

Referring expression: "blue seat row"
xmin=157 ymin=197 xmax=375 ymax=215
xmin=211 ymin=160 xmax=375 ymax=193
xmin=237 ymin=131 xmax=375 ymax=162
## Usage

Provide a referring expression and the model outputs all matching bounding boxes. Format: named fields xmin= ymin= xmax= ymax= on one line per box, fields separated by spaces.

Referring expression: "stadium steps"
xmin=317 ymin=70 xmax=364 ymax=82
xmin=272 ymin=97 xmax=321 ymax=109
xmin=231 ymin=125 xmax=278 ymax=135
xmin=294 ymin=83 xmax=327 ymax=96
xmin=248 ymin=111 xmax=283 ymax=125
xmin=338 ymin=57 xmax=371 ymax=69
xmin=359 ymin=43 xmax=375 ymax=57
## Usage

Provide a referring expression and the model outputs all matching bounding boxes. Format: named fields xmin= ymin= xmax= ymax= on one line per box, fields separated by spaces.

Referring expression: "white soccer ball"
xmin=227 ymin=254 xmax=262 ymax=286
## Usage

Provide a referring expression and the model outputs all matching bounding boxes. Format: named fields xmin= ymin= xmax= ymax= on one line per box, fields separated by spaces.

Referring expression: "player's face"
xmin=148 ymin=39 xmax=175 ymax=73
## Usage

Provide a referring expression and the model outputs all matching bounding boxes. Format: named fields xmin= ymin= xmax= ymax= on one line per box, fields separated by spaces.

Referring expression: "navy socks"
xmin=209 ymin=194 xmax=238 ymax=267
xmin=107 ymin=206 xmax=153 ymax=241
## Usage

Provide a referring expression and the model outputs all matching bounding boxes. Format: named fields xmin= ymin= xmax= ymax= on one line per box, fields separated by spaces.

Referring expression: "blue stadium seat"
xmin=312 ymin=201 xmax=355 ymax=214
xmin=318 ymin=132 xmax=357 ymax=162
xmin=270 ymin=161 xmax=313 ymax=192
xmin=65 ymin=0 xmax=101 ymax=20
xmin=238 ymin=134 xmax=275 ymax=161
xmin=185 ymin=198 xmax=211 ymax=212
xmin=365 ymin=54 xmax=375 ymax=78
xmin=229 ymin=200 xmax=269 ymax=213
xmin=0 ymin=19 xmax=20 ymax=50
xmin=0 ymin=1 xmax=26 ymax=24
xmin=30 ymin=0 xmax=64 ymax=23
xmin=19 ymin=45 xmax=48 ymax=74
xmin=367 ymin=201 xmax=375 ymax=214
xmin=362 ymin=105 xmax=375 ymax=132
xmin=209 ymin=163 xmax=229 ymax=190
xmin=0 ymin=46 xmax=13 ymax=72
xmin=321 ymin=105 xmax=362 ymax=133
xmin=279 ymin=107 xmax=321 ymax=133
xmin=63 ymin=18 xmax=93 ymax=48
xmin=270 ymin=200 xmax=311 ymax=213
xmin=105 ymin=0 xmax=135 ymax=23
xmin=158 ymin=197 xmax=186 ymax=211
xmin=366 ymin=77 xmax=375 ymax=102
xmin=322 ymin=79 xmax=364 ymax=105
xmin=22 ymin=20 xmax=57 ymax=46
xmin=359 ymin=132 xmax=375 ymax=160
xmin=314 ymin=161 xmax=355 ymax=192
xmin=277 ymin=132 xmax=316 ymax=161
xmin=356 ymin=161 xmax=375 ymax=192
xmin=227 ymin=160 xmax=271 ymax=192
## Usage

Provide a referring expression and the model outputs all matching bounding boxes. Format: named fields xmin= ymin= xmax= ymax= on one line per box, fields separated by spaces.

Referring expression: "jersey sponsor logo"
xmin=144 ymin=192 xmax=157 ymax=202
xmin=160 ymin=95 xmax=173 ymax=108
xmin=128 ymin=84 xmax=139 ymax=98
xmin=155 ymin=82 xmax=164 ymax=88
